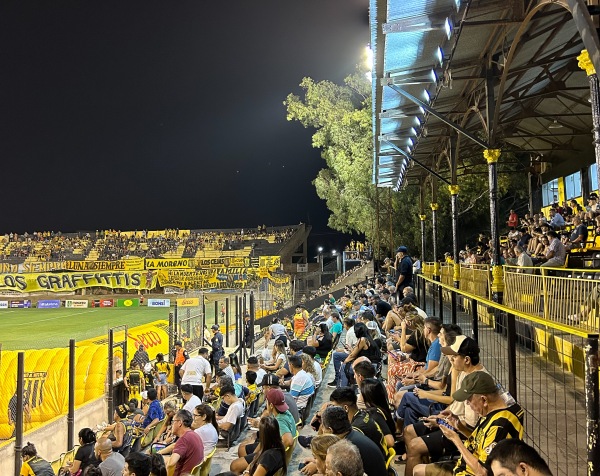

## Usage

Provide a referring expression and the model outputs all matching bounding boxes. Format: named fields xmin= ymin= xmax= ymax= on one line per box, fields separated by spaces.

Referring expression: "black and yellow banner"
xmin=0 ymin=271 xmax=157 ymax=293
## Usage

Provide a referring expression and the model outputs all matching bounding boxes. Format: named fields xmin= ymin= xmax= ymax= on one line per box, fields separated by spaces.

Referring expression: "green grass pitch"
xmin=0 ymin=307 xmax=171 ymax=351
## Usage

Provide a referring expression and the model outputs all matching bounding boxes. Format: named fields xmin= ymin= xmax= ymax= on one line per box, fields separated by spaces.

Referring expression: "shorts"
xmin=154 ymin=373 xmax=167 ymax=386
xmin=413 ymin=421 xmax=457 ymax=461
xmin=243 ymin=442 xmax=260 ymax=463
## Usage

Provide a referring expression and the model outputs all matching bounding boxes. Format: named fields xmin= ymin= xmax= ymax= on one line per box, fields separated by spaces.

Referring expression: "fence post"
xmin=225 ymin=298 xmax=230 ymax=347
xmin=234 ymin=295 xmax=239 ymax=346
xmin=506 ymin=313 xmax=518 ymax=401
xmin=174 ymin=305 xmax=179 ymax=343
xmin=69 ymin=339 xmax=76 ymax=450
xmin=168 ymin=310 xmax=174 ymax=357
xmin=586 ymin=335 xmax=600 ymax=476
xmin=438 ymin=283 xmax=444 ymax=322
xmin=106 ymin=329 xmax=113 ymax=426
xmin=421 ymin=276 xmax=427 ymax=314
xmin=471 ymin=300 xmax=479 ymax=344
xmin=214 ymin=301 xmax=219 ymax=327
xmin=250 ymin=291 xmax=256 ymax=356
xmin=451 ymin=290 xmax=457 ymax=325
xmin=13 ymin=352 xmax=24 ymax=476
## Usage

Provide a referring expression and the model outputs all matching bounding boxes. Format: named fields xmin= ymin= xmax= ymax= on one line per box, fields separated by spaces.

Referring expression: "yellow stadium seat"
xmin=191 ymin=447 xmax=217 ymax=476
xmin=386 ymin=446 xmax=396 ymax=469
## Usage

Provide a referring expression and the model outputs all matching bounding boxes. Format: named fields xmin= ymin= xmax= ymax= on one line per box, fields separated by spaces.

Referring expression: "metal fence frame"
xmin=416 ymin=273 xmax=599 ymax=476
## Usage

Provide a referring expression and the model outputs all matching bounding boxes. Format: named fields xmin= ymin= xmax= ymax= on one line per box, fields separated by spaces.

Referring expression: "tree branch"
xmin=458 ymin=188 xmax=489 ymax=216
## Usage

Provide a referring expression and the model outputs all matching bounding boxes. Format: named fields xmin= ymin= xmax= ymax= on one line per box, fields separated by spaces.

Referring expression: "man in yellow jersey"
xmin=414 ymin=371 xmax=524 ymax=476
xmin=293 ymin=303 xmax=309 ymax=338
xmin=124 ymin=360 xmax=145 ymax=404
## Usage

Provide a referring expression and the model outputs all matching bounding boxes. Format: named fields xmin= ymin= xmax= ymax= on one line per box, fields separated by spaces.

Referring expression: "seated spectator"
xmin=308 ymin=435 xmax=341 ymax=476
xmin=339 ymin=322 xmax=381 ymax=387
xmin=124 ymin=452 xmax=151 ymax=476
xmin=319 ymin=408 xmax=386 ymax=476
xmin=301 ymin=347 xmax=322 ymax=388
xmin=308 ymin=323 xmax=333 ymax=359
xmin=488 ymin=439 xmax=553 ymax=476
xmin=219 ymin=357 xmax=236 ymax=381
xmin=325 ymin=440 xmax=365 ymax=476
xmin=64 ymin=428 xmax=98 ymax=476
xmin=329 ymin=312 xmax=343 ymax=341
xmin=257 ymin=373 xmax=300 ymax=424
xmin=245 ymin=371 xmax=261 ymax=407
xmin=19 ymin=442 xmax=54 ymax=476
xmin=414 ymin=371 xmax=524 ymax=476
xmin=231 ymin=388 xmax=295 ymax=474
xmin=152 ymin=401 xmax=179 ymax=455
xmin=328 ymin=319 xmax=357 ymax=387
xmin=181 ymin=385 xmax=202 ymax=414
xmin=247 ymin=356 xmax=267 ymax=386
xmin=261 ymin=341 xmax=287 ymax=372
xmin=274 ymin=340 xmax=304 ymax=387
xmin=166 ymin=410 xmax=204 ymax=476
xmin=96 ymin=436 xmax=125 ymax=476
xmin=217 ymin=385 xmax=245 ymax=433
xmin=192 ymin=404 xmax=219 ymax=458
xmin=244 ymin=415 xmax=287 ymax=476
xmin=569 ymin=216 xmax=588 ymax=248
xmin=142 ymin=389 xmax=165 ymax=432
xmin=539 ymin=231 xmax=566 ymax=268
xmin=514 ymin=246 xmax=533 ymax=273
xmin=288 ymin=355 xmax=315 ymax=412
xmin=548 ymin=208 xmax=565 ymax=229
xmin=330 ymin=387 xmax=393 ymax=458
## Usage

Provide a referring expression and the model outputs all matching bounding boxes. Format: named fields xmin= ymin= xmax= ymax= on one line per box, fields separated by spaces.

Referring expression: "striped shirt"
xmin=289 ymin=369 xmax=315 ymax=410
xmin=454 ymin=404 xmax=524 ymax=476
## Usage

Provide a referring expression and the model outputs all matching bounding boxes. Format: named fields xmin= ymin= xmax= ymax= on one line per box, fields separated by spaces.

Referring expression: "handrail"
xmin=420 ymin=273 xmax=597 ymax=339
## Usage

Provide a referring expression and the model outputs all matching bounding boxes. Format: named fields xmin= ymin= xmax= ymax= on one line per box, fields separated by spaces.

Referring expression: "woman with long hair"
xmin=309 ymin=434 xmax=340 ymax=475
xmin=360 ymin=377 xmax=395 ymax=436
xmin=245 ymin=416 xmax=286 ymax=476
xmin=386 ymin=310 xmax=428 ymax=401
xmin=261 ymin=340 xmax=286 ymax=372
xmin=153 ymin=353 xmax=170 ymax=401
xmin=301 ymin=353 xmax=320 ymax=388
xmin=193 ymin=404 xmax=219 ymax=457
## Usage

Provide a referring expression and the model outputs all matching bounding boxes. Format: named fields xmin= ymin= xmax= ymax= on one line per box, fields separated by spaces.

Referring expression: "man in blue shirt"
xmin=142 ymin=389 xmax=165 ymax=433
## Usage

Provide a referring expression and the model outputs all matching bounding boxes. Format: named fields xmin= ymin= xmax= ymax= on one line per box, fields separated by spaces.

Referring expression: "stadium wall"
xmin=0 ymin=395 xmax=106 ymax=475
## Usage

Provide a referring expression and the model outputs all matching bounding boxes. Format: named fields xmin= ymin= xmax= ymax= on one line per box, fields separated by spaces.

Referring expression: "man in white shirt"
xmin=217 ymin=385 xmax=245 ymax=432
xmin=246 ymin=356 xmax=266 ymax=386
xmin=180 ymin=348 xmax=212 ymax=400
xmin=181 ymin=384 xmax=202 ymax=414
xmin=288 ymin=355 xmax=315 ymax=411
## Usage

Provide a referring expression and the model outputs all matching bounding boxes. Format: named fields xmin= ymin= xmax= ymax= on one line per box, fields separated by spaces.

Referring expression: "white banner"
xmin=0 ymin=301 xmax=8 ymax=309
xmin=65 ymin=299 xmax=89 ymax=308
xmin=148 ymin=298 xmax=170 ymax=308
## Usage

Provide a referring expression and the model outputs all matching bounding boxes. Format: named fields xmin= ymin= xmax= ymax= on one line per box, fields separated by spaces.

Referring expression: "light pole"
xmin=318 ymin=247 xmax=324 ymax=272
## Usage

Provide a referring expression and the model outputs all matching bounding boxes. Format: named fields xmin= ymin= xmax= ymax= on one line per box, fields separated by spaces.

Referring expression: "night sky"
xmin=0 ymin=1 xmax=369 ymax=253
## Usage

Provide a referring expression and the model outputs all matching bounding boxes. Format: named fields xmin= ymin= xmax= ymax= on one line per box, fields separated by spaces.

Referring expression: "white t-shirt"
xmin=313 ymin=361 xmax=323 ymax=387
xmin=223 ymin=365 xmax=235 ymax=381
xmin=195 ymin=424 xmax=219 ymax=456
xmin=345 ymin=327 xmax=358 ymax=348
xmin=255 ymin=368 xmax=267 ymax=385
xmin=221 ymin=399 xmax=245 ymax=426
xmin=183 ymin=394 xmax=202 ymax=414
xmin=181 ymin=356 xmax=212 ymax=386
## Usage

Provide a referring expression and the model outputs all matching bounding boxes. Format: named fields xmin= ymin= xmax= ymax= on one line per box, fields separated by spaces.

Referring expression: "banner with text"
xmin=0 ymin=271 xmax=157 ymax=293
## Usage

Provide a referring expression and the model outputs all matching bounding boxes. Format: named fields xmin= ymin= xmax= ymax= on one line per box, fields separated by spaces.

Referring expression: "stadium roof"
xmin=370 ymin=0 xmax=600 ymax=190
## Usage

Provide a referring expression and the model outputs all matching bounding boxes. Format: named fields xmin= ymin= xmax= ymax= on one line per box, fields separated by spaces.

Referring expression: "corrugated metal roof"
xmin=371 ymin=0 xmax=594 ymax=190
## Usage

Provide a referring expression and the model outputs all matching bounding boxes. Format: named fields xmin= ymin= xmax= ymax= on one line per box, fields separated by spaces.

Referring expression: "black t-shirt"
xmin=571 ymin=224 xmax=588 ymax=243
xmin=316 ymin=333 xmax=333 ymax=357
xmin=74 ymin=443 xmax=98 ymax=474
xmin=406 ymin=331 xmax=429 ymax=362
xmin=397 ymin=256 xmax=414 ymax=290
xmin=345 ymin=429 xmax=388 ymax=476
xmin=254 ymin=448 xmax=285 ymax=476
xmin=352 ymin=410 xmax=389 ymax=457
xmin=375 ymin=300 xmax=392 ymax=317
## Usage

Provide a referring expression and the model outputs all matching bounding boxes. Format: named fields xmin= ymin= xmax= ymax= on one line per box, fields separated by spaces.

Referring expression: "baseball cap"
xmin=266 ymin=388 xmax=289 ymax=412
xmin=140 ymin=391 xmax=148 ymax=400
xmin=258 ymin=373 xmax=280 ymax=387
xmin=452 ymin=371 xmax=497 ymax=401
xmin=397 ymin=246 xmax=408 ymax=253
xmin=115 ymin=404 xmax=129 ymax=418
xmin=174 ymin=340 xmax=182 ymax=347
xmin=441 ymin=335 xmax=479 ymax=360
xmin=366 ymin=321 xmax=379 ymax=330
xmin=211 ymin=324 xmax=220 ymax=330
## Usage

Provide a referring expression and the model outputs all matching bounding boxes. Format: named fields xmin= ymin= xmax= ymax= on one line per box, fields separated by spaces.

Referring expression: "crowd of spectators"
xmin=0 ymin=226 xmax=298 ymax=263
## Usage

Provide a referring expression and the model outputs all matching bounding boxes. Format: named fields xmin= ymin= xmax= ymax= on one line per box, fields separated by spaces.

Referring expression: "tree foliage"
xmin=284 ymin=69 xmax=529 ymax=260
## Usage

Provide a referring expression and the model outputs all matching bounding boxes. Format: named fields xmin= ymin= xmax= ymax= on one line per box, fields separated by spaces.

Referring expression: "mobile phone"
xmin=437 ymin=418 xmax=456 ymax=431
xmin=299 ymin=463 xmax=307 ymax=471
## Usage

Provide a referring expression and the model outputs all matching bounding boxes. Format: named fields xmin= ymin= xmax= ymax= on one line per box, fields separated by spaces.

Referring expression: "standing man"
xmin=167 ymin=410 xmax=204 ymax=476
xmin=210 ymin=325 xmax=225 ymax=373
xmin=173 ymin=341 xmax=189 ymax=396
xmin=180 ymin=347 xmax=212 ymax=400
xmin=394 ymin=246 xmax=414 ymax=300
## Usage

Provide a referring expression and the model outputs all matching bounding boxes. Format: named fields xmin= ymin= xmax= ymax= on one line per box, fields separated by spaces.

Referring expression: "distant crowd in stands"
xmin=0 ymin=226 xmax=297 ymax=263
xmin=440 ymin=196 xmax=600 ymax=270
xmin=306 ymin=261 xmax=371 ymax=300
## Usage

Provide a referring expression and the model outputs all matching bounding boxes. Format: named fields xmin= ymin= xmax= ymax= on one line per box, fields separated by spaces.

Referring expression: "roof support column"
xmin=431 ymin=198 xmax=439 ymax=280
xmin=578 ymin=50 xmax=600 ymax=196
xmin=419 ymin=186 xmax=427 ymax=265
xmin=449 ymin=134 xmax=460 ymax=290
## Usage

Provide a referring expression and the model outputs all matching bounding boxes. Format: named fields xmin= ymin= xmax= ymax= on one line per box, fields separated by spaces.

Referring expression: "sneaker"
xmin=298 ymin=435 xmax=313 ymax=449
xmin=327 ymin=381 xmax=337 ymax=388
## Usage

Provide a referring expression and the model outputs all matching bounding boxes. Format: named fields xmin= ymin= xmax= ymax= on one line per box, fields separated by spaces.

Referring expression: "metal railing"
xmin=505 ymin=265 xmax=600 ymax=334
xmin=416 ymin=273 xmax=599 ymax=476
